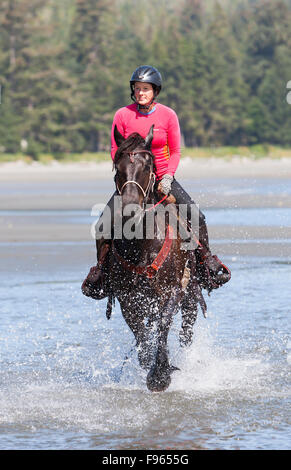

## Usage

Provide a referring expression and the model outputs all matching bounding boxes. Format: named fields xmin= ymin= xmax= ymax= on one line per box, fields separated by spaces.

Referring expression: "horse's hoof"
xmin=146 ymin=376 xmax=171 ymax=392
xmin=146 ymin=370 xmax=171 ymax=392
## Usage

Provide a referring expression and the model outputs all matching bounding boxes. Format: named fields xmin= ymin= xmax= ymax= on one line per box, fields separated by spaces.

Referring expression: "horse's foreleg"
xmin=179 ymin=262 xmax=206 ymax=346
xmin=146 ymin=290 xmax=180 ymax=392
xmin=179 ymin=298 xmax=198 ymax=347
xmin=119 ymin=301 xmax=154 ymax=370
xmin=121 ymin=307 xmax=143 ymax=341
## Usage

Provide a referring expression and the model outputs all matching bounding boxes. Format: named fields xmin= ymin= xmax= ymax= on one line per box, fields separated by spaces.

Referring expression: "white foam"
xmin=169 ymin=325 xmax=270 ymax=396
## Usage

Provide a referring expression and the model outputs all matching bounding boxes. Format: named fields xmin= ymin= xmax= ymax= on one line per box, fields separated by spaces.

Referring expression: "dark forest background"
xmin=0 ymin=0 xmax=291 ymax=157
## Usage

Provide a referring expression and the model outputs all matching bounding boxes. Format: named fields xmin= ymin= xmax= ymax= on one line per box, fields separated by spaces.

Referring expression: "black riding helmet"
xmin=130 ymin=65 xmax=162 ymax=107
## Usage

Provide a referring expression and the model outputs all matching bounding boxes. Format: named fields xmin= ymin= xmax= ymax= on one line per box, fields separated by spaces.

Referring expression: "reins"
xmin=144 ymin=193 xmax=168 ymax=211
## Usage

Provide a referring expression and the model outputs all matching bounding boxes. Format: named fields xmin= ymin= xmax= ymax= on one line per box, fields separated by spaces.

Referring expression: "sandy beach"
xmin=1 ymin=156 xmax=291 ymax=209
xmin=1 ymin=157 xmax=291 ymax=257
xmin=1 ymin=155 xmax=291 ymax=183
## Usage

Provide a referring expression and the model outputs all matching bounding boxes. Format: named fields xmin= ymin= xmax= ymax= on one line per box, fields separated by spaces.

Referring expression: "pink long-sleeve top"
xmin=111 ymin=102 xmax=181 ymax=180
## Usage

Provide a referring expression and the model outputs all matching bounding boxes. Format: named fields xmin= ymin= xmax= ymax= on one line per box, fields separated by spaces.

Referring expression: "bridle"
xmin=115 ymin=149 xmax=156 ymax=200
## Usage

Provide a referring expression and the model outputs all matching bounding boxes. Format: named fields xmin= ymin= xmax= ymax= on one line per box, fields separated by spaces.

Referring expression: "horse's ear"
xmin=114 ymin=125 xmax=125 ymax=147
xmin=144 ymin=124 xmax=154 ymax=150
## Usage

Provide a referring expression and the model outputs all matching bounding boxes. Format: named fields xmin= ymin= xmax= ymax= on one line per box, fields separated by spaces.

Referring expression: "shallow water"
xmin=205 ymin=207 xmax=291 ymax=227
xmin=0 ymin=174 xmax=290 ymax=449
xmin=1 ymin=206 xmax=291 ymax=227
xmin=182 ymin=177 xmax=291 ymax=196
xmin=0 ymin=239 xmax=290 ymax=449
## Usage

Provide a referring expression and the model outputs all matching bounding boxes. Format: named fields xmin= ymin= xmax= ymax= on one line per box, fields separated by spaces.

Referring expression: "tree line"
xmin=0 ymin=0 xmax=291 ymax=157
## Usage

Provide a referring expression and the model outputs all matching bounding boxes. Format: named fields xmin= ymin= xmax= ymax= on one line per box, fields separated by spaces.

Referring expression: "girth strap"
xmin=112 ymin=225 xmax=174 ymax=279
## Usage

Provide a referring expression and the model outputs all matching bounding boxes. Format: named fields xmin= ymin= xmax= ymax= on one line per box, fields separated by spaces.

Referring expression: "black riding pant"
xmin=170 ymin=178 xmax=205 ymax=223
xmin=170 ymin=179 xmax=209 ymax=248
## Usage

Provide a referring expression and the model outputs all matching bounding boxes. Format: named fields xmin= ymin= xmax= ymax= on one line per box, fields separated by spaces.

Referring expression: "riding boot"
xmin=196 ymin=220 xmax=231 ymax=292
xmin=81 ymin=239 xmax=111 ymax=299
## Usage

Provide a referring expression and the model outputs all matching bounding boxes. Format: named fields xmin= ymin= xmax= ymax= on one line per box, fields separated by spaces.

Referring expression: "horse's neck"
xmin=114 ymin=208 xmax=168 ymax=265
xmin=115 ymin=237 xmax=150 ymax=266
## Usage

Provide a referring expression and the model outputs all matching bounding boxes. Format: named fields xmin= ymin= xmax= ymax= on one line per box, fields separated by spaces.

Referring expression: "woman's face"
xmin=134 ymin=81 xmax=154 ymax=107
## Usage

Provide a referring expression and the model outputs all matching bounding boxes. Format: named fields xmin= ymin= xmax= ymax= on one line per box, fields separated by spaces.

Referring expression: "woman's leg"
xmin=170 ymin=179 xmax=209 ymax=247
xmin=170 ymin=179 xmax=231 ymax=290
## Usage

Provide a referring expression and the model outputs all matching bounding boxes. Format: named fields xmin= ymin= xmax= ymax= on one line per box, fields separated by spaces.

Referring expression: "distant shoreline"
xmin=1 ymin=143 xmax=291 ymax=166
xmin=1 ymin=154 xmax=291 ymax=182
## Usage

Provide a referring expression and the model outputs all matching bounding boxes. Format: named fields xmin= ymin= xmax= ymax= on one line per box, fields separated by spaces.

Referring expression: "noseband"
xmin=116 ymin=149 xmax=156 ymax=199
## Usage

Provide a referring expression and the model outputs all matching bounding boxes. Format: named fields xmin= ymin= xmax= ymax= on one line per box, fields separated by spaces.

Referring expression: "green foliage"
xmin=0 ymin=0 xmax=291 ymax=157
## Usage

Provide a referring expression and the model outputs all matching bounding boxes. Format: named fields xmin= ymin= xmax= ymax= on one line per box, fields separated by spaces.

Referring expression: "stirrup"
xmin=208 ymin=254 xmax=231 ymax=286
xmin=196 ymin=249 xmax=231 ymax=292
xmin=82 ymin=242 xmax=111 ymax=300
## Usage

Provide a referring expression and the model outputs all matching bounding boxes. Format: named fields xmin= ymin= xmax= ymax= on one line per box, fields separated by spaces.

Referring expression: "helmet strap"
xmin=137 ymin=96 xmax=156 ymax=111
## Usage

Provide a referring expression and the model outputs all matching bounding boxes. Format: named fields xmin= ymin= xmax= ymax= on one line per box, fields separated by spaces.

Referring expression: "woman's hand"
xmin=157 ymin=174 xmax=173 ymax=195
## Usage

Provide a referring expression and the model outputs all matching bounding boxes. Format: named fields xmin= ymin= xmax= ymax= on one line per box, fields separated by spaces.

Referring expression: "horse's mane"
xmin=114 ymin=132 xmax=147 ymax=166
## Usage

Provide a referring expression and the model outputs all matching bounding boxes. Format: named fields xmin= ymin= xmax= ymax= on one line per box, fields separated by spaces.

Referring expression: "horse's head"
xmin=113 ymin=125 xmax=155 ymax=212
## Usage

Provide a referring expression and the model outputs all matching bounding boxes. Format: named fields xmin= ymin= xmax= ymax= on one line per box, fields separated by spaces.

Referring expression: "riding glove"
xmin=158 ymin=174 xmax=173 ymax=195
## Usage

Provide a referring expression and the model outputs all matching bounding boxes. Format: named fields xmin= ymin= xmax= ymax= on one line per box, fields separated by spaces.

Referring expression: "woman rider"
xmin=82 ymin=65 xmax=230 ymax=298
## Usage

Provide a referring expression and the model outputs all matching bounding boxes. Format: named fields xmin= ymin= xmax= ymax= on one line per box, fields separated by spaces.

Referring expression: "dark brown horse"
xmin=95 ymin=125 xmax=207 ymax=392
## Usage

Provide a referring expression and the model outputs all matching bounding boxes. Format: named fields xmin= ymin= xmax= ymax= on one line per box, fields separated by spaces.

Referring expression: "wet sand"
xmin=1 ymin=158 xmax=291 ymax=257
xmin=1 ymin=157 xmax=291 ymax=209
